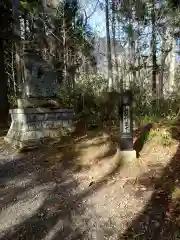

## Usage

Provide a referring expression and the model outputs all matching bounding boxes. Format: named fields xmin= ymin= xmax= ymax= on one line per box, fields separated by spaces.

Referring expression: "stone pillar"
xmin=118 ymin=90 xmax=136 ymax=163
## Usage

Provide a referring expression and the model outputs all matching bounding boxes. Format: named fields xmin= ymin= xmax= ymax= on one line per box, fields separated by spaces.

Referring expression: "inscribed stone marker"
xmin=119 ymin=90 xmax=133 ymax=151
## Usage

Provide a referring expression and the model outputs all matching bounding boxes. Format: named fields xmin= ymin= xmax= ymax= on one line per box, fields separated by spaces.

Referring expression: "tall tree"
xmin=111 ymin=0 xmax=119 ymax=90
xmin=151 ymin=0 xmax=157 ymax=100
xmin=0 ymin=1 xmax=10 ymax=125
xmin=0 ymin=39 xmax=9 ymax=125
xmin=105 ymin=0 xmax=113 ymax=91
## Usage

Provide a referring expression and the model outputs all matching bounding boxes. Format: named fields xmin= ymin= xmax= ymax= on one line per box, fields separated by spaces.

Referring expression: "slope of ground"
xmin=0 ymin=124 xmax=179 ymax=240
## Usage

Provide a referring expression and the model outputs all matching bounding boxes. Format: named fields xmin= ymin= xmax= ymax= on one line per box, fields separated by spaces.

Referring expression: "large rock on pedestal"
xmin=5 ymin=108 xmax=74 ymax=149
xmin=21 ymin=53 xmax=60 ymax=108
xmin=5 ymin=53 xmax=74 ymax=149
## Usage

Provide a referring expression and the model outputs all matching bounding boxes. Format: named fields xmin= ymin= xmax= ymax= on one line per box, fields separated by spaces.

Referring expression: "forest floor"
xmin=0 ymin=123 xmax=180 ymax=240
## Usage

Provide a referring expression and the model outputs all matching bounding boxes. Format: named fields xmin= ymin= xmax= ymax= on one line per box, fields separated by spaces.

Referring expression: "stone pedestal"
xmin=5 ymin=108 xmax=74 ymax=149
xmin=115 ymin=148 xmax=137 ymax=166
xmin=5 ymin=53 xmax=73 ymax=149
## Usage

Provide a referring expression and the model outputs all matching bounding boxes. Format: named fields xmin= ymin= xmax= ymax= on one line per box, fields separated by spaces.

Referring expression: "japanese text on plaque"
xmin=123 ymin=105 xmax=130 ymax=133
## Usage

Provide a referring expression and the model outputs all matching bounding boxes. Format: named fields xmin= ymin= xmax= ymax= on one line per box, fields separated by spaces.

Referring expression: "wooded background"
xmin=1 ymin=0 xmax=180 ymax=126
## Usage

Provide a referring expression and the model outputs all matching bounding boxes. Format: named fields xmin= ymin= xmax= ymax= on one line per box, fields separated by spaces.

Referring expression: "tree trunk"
xmin=159 ymin=37 xmax=168 ymax=98
xmin=105 ymin=0 xmax=113 ymax=91
xmin=130 ymin=23 xmax=136 ymax=84
xmin=111 ymin=0 xmax=119 ymax=91
xmin=12 ymin=44 xmax=17 ymax=96
xmin=0 ymin=39 xmax=9 ymax=126
xmin=13 ymin=0 xmax=22 ymax=95
xmin=137 ymin=22 xmax=141 ymax=82
xmin=151 ymin=0 xmax=157 ymax=100
xmin=168 ymin=36 xmax=176 ymax=92
xmin=63 ymin=6 xmax=68 ymax=89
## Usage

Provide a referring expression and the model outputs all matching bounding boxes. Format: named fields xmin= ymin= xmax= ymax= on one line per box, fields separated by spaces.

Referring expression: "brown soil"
xmin=0 ymin=125 xmax=179 ymax=239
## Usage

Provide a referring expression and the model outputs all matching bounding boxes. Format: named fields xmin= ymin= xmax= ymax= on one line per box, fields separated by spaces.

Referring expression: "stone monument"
xmin=5 ymin=54 xmax=74 ymax=149
xmin=118 ymin=90 xmax=136 ymax=163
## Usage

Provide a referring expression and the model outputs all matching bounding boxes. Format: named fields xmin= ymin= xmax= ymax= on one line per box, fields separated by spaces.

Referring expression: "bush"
xmin=58 ymin=73 xmax=180 ymax=127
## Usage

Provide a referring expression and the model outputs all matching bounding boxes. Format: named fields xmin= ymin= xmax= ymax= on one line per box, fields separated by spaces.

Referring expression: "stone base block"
xmin=115 ymin=148 xmax=137 ymax=165
xmin=5 ymin=108 xmax=74 ymax=149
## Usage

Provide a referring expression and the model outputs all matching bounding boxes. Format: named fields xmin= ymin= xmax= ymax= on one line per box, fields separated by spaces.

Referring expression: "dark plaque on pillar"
xmin=119 ymin=90 xmax=133 ymax=151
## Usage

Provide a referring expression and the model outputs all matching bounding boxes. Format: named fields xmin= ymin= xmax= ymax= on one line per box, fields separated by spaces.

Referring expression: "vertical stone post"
xmin=118 ymin=90 xmax=136 ymax=162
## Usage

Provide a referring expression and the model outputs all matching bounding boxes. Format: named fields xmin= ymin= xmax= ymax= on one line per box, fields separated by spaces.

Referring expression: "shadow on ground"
xmin=133 ymin=123 xmax=153 ymax=158
xmin=1 ymin=122 xmax=179 ymax=240
xmin=118 ymin=125 xmax=180 ymax=240
xmin=0 ymin=125 xmax=121 ymax=240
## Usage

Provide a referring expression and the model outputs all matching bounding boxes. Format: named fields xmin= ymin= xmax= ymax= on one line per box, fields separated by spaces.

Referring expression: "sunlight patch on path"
xmin=5 ymin=173 xmax=33 ymax=188
xmin=0 ymin=182 xmax=56 ymax=238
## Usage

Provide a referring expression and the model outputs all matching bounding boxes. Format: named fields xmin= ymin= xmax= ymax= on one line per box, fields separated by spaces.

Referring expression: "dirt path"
xmin=0 ymin=128 xmax=179 ymax=240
